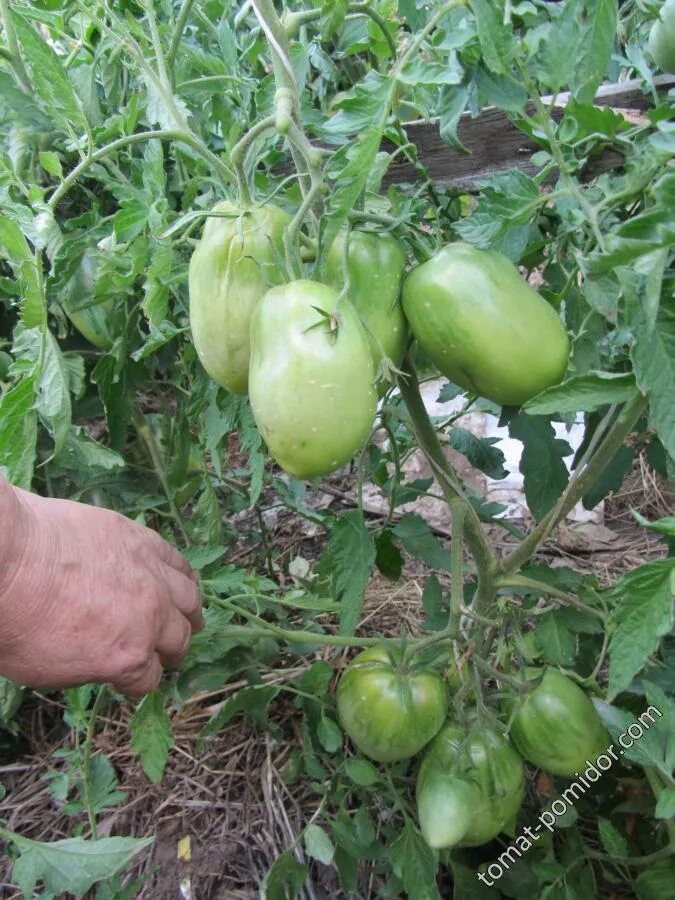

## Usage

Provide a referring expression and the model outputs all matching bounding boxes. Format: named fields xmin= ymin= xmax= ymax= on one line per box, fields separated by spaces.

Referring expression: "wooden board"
xmin=381 ymin=75 xmax=675 ymax=191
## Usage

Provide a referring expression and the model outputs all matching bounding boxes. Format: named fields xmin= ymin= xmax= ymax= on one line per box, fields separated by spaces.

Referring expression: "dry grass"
xmin=0 ymin=453 xmax=671 ymax=898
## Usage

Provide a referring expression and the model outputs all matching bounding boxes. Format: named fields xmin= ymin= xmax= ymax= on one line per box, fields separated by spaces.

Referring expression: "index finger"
xmin=145 ymin=530 xmax=197 ymax=581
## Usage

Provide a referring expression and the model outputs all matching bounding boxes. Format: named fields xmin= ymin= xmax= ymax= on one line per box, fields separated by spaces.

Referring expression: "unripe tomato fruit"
xmin=417 ymin=722 xmax=525 ymax=848
xmin=188 ymin=202 xmax=290 ymax=394
xmin=249 ymin=280 xmax=377 ymax=479
xmin=336 ymin=646 xmax=448 ymax=763
xmin=509 ymin=669 xmax=611 ymax=777
xmin=402 ymin=242 xmax=569 ymax=406
xmin=325 ymin=231 xmax=408 ymax=382
xmin=649 ymin=0 xmax=675 ymax=73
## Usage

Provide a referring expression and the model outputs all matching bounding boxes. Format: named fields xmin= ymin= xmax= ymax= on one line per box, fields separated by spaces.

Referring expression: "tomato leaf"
xmin=304 ymin=823 xmax=335 ymax=864
xmin=262 ymin=850 xmax=308 ymax=900
xmin=524 ymin=373 xmax=640 ymax=416
xmin=534 ymin=611 xmax=577 ymax=666
xmin=344 ymin=758 xmax=379 ymax=786
xmin=448 ymin=426 xmax=508 ymax=480
xmin=317 ymin=510 xmax=375 ymax=635
xmin=0 ymin=374 xmax=37 ymax=488
xmin=129 ymin=692 xmax=174 ymax=784
xmin=508 ymin=414 xmax=572 ymax=522
xmin=605 ymin=559 xmax=675 ymax=700
xmin=320 ymin=0 xmax=349 ymax=42
xmin=389 ymin=820 xmax=440 ymax=900
xmin=597 ymin=817 xmax=629 ymax=858
xmin=631 ymin=301 xmax=675 ymax=460
xmin=9 ymin=834 xmax=152 ymax=898
xmin=393 ymin=513 xmax=452 ymax=570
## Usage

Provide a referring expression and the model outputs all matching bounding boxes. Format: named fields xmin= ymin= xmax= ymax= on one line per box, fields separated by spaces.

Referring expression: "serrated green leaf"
xmin=534 ymin=611 xmax=577 ymax=665
xmin=262 ymin=850 xmax=308 ymax=900
xmin=448 ymin=425 xmax=507 ymax=479
xmin=509 ymin=414 xmax=571 ymax=521
xmin=606 ymin=559 xmax=675 ymax=700
xmin=0 ymin=375 xmax=37 ymax=488
xmin=393 ymin=513 xmax=452 ymax=570
xmin=524 ymin=373 xmax=640 ymax=416
xmin=597 ymin=818 xmax=629 ymax=858
xmin=12 ymin=13 xmax=87 ymax=133
xmin=631 ymin=302 xmax=675 ymax=460
xmin=129 ymin=692 xmax=174 ymax=784
xmin=389 ymin=820 xmax=440 ymax=900
xmin=471 ymin=0 xmax=511 ymax=75
xmin=317 ymin=509 xmax=375 ymax=635
xmin=9 ymin=833 xmax=152 ymax=897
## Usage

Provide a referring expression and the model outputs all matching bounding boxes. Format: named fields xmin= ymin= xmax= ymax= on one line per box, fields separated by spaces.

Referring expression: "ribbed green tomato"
xmin=61 ymin=250 xmax=122 ymax=350
xmin=325 ymin=231 xmax=407 ymax=379
xmin=249 ymin=280 xmax=376 ymax=479
xmin=188 ymin=202 xmax=290 ymax=394
xmin=649 ymin=0 xmax=675 ymax=72
xmin=416 ymin=722 xmax=525 ymax=849
xmin=402 ymin=242 xmax=569 ymax=406
xmin=336 ymin=646 xmax=448 ymax=763
xmin=509 ymin=669 xmax=610 ymax=777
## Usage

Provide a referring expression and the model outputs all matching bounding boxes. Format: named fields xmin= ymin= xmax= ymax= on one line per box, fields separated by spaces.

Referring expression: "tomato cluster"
xmin=335 ymin=655 xmax=610 ymax=850
xmin=188 ymin=206 xmax=571 ymax=479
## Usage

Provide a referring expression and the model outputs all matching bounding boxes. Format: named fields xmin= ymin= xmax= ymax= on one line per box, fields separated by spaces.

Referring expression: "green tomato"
xmin=336 ymin=646 xmax=448 ymax=763
xmin=325 ymin=231 xmax=408 ymax=382
xmin=416 ymin=722 xmax=525 ymax=849
xmin=402 ymin=242 xmax=569 ymax=406
xmin=249 ymin=280 xmax=377 ymax=479
xmin=649 ymin=0 xmax=675 ymax=73
xmin=188 ymin=202 xmax=290 ymax=395
xmin=509 ymin=669 xmax=610 ymax=777
xmin=61 ymin=249 xmax=122 ymax=350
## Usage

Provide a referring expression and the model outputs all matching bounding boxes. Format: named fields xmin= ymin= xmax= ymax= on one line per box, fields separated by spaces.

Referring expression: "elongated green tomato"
xmin=325 ymin=231 xmax=408 ymax=380
xmin=649 ymin=0 xmax=675 ymax=72
xmin=416 ymin=722 xmax=525 ymax=849
xmin=509 ymin=669 xmax=611 ymax=777
xmin=249 ymin=280 xmax=377 ymax=479
xmin=188 ymin=202 xmax=290 ymax=394
xmin=402 ymin=242 xmax=569 ymax=406
xmin=61 ymin=250 xmax=121 ymax=350
xmin=336 ymin=646 xmax=448 ymax=763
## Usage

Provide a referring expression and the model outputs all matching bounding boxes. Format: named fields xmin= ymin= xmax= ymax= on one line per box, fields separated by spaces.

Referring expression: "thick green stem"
xmin=230 ymin=114 xmax=276 ymax=206
xmin=396 ymin=356 xmax=497 ymax=578
xmin=81 ymin=686 xmax=106 ymax=840
xmin=0 ymin=0 xmax=31 ymax=92
xmin=49 ymin=129 xmax=232 ymax=209
xmin=252 ymin=0 xmax=319 ymax=200
xmin=217 ymin=597 xmax=377 ymax=648
xmin=285 ymin=4 xmax=397 ymax=57
xmin=501 ymin=392 xmax=648 ymax=574
xmin=448 ymin=499 xmax=465 ymax=636
xmin=167 ymin=0 xmax=197 ymax=81
xmin=497 ymin=574 xmax=606 ymax=620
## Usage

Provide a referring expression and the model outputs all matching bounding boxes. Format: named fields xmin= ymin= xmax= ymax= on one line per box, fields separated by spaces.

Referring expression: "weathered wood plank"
xmin=381 ymin=75 xmax=675 ymax=191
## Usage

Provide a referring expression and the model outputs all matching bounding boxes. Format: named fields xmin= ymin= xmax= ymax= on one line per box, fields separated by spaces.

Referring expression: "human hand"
xmin=0 ymin=482 xmax=203 ymax=697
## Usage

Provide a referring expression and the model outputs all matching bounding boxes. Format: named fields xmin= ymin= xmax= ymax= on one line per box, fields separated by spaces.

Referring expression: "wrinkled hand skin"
xmin=0 ymin=477 xmax=203 ymax=697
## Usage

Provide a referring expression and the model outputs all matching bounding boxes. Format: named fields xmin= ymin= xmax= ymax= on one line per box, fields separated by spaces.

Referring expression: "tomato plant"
xmin=0 ymin=1 xmax=673 ymax=898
